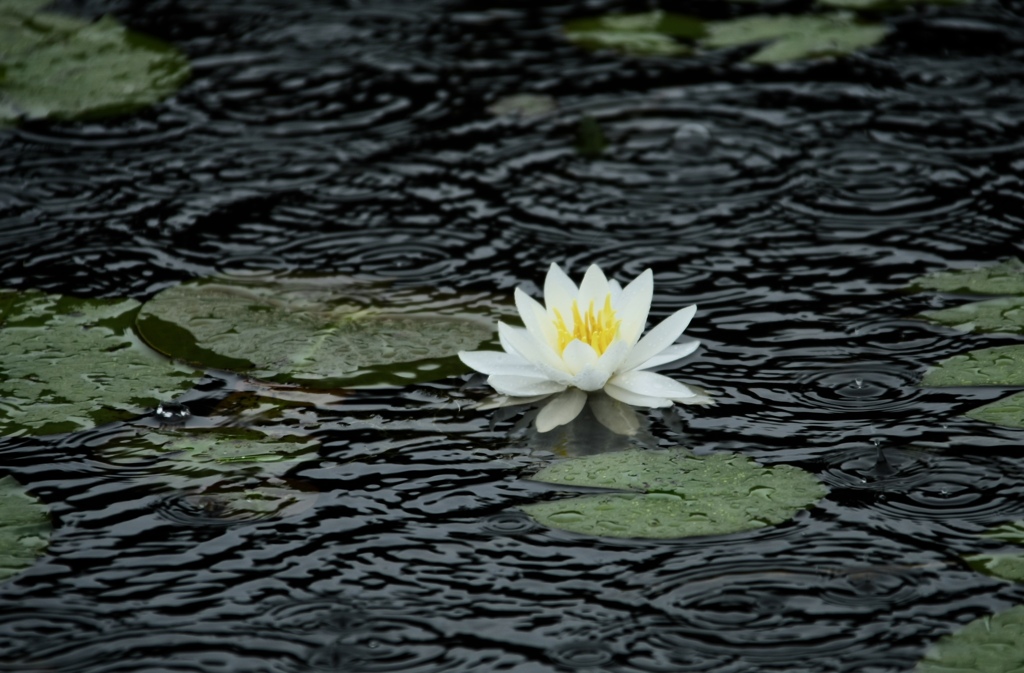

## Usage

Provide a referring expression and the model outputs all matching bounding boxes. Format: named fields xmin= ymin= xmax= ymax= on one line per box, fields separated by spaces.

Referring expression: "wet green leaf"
xmin=963 ymin=391 xmax=1024 ymax=428
xmin=521 ymin=448 xmax=826 ymax=539
xmin=701 ymin=13 xmax=889 ymax=64
xmin=965 ymin=553 xmax=1024 ymax=583
xmin=136 ymin=275 xmax=498 ymax=388
xmin=0 ymin=6 xmax=189 ymax=122
xmin=576 ymin=114 xmax=607 ymax=158
xmin=97 ymin=429 xmax=319 ymax=479
xmin=487 ymin=93 xmax=557 ymax=118
xmin=0 ymin=475 xmax=50 ymax=582
xmin=981 ymin=520 xmax=1024 ymax=545
xmin=920 ymin=345 xmax=1024 ymax=388
xmin=0 ymin=289 xmax=198 ymax=436
xmin=909 ymin=258 xmax=1024 ymax=296
xmin=564 ymin=11 xmax=702 ymax=56
xmin=919 ymin=297 xmax=1024 ymax=334
xmin=819 ymin=0 xmax=972 ymax=9
xmin=915 ymin=605 xmax=1024 ymax=673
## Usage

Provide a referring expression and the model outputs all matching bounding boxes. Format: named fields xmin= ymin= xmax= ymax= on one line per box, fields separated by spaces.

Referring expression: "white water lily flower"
xmin=459 ymin=263 xmax=712 ymax=432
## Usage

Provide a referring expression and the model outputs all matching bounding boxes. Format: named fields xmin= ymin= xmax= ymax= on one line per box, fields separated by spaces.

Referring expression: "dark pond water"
xmin=4 ymin=0 xmax=1024 ymax=671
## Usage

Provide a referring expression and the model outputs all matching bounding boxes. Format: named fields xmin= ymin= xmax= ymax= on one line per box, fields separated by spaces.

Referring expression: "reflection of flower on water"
xmin=459 ymin=263 xmax=711 ymax=433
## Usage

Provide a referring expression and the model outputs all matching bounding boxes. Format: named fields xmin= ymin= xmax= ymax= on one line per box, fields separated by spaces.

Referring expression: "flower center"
xmin=553 ymin=294 xmax=621 ymax=355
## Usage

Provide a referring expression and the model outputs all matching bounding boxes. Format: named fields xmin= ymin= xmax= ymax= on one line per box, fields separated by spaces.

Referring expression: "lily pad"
xmin=0 ymin=289 xmax=198 ymax=436
xmin=819 ymin=0 xmax=972 ymax=9
xmin=521 ymin=448 xmax=826 ymax=539
xmin=963 ymin=391 xmax=1024 ymax=428
xmin=915 ymin=605 xmax=1024 ymax=673
xmin=700 ymin=13 xmax=889 ymax=64
xmin=136 ymin=275 xmax=498 ymax=388
xmin=0 ymin=475 xmax=50 ymax=582
xmin=909 ymin=258 xmax=1024 ymax=296
xmin=920 ymin=345 xmax=1024 ymax=388
xmin=919 ymin=297 xmax=1024 ymax=334
xmin=0 ymin=4 xmax=190 ymax=123
xmin=965 ymin=553 xmax=1024 ymax=583
xmin=564 ymin=11 xmax=703 ymax=56
xmin=980 ymin=520 xmax=1024 ymax=545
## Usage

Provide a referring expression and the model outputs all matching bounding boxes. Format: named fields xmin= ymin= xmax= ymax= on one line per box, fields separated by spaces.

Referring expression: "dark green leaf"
xmin=564 ymin=11 xmax=703 ymax=56
xmin=915 ymin=605 xmax=1024 ymax=673
xmin=920 ymin=345 xmax=1024 ymax=388
xmin=521 ymin=448 xmax=826 ymax=539
xmin=701 ymin=13 xmax=889 ymax=64
xmin=0 ymin=475 xmax=50 ymax=582
xmin=909 ymin=258 xmax=1024 ymax=295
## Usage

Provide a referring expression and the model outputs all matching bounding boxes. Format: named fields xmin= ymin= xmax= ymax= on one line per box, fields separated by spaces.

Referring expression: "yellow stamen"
xmin=552 ymin=294 xmax=621 ymax=355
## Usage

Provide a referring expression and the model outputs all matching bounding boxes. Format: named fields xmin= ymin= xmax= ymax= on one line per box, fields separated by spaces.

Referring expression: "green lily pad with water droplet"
xmin=521 ymin=448 xmax=826 ymax=539
xmin=700 ymin=13 xmax=889 ymax=64
xmin=919 ymin=297 xmax=1024 ymax=334
xmin=0 ymin=289 xmax=199 ymax=437
xmin=964 ymin=553 xmax=1024 ymax=583
xmin=920 ymin=345 xmax=1024 ymax=388
xmin=564 ymin=11 xmax=703 ymax=56
xmin=915 ymin=605 xmax=1024 ymax=673
xmin=0 ymin=4 xmax=189 ymax=123
xmin=909 ymin=258 xmax=1024 ymax=295
xmin=136 ymin=275 xmax=499 ymax=388
xmin=0 ymin=475 xmax=51 ymax=582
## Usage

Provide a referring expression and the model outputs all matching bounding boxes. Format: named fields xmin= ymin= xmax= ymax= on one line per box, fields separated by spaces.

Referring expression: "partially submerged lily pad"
xmin=521 ymin=448 xmax=826 ymax=539
xmin=564 ymin=11 xmax=703 ymax=56
xmin=963 ymin=391 xmax=1024 ymax=429
xmin=819 ymin=0 xmax=972 ymax=10
xmin=919 ymin=297 xmax=1024 ymax=334
xmin=919 ymin=345 xmax=1024 ymax=388
xmin=915 ymin=605 xmax=1024 ymax=673
xmin=136 ymin=275 xmax=498 ymax=388
xmin=98 ymin=429 xmax=319 ymax=479
xmin=0 ymin=289 xmax=198 ymax=436
xmin=0 ymin=475 xmax=50 ymax=582
xmin=0 ymin=3 xmax=190 ymax=123
xmin=701 ymin=13 xmax=889 ymax=65
xmin=965 ymin=553 xmax=1024 ymax=584
xmin=909 ymin=258 xmax=1024 ymax=295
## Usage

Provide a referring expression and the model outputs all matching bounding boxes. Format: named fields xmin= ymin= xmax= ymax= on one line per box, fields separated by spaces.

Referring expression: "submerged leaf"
xmin=909 ymin=258 xmax=1024 ymax=295
xmin=919 ymin=297 xmax=1024 ymax=334
xmin=564 ymin=11 xmax=702 ymax=56
xmin=915 ymin=605 xmax=1024 ymax=673
xmin=0 ymin=7 xmax=189 ymax=122
xmin=701 ymin=13 xmax=889 ymax=64
xmin=0 ymin=289 xmax=198 ymax=436
xmin=0 ymin=475 xmax=51 ymax=582
xmin=920 ymin=345 xmax=1024 ymax=388
xmin=136 ymin=275 xmax=498 ymax=388
xmin=521 ymin=448 xmax=826 ymax=539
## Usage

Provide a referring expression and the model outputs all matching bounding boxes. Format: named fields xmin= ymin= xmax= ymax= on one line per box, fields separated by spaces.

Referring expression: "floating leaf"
xmin=97 ymin=429 xmax=319 ymax=480
xmin=965 ymin=553 xmax=1024 ymax=583
xmin=819 ymin=0 xmax=972 ymax=9
xmin=909 ymin=258 xmax=1024 ymax=295
xmin=920 ymin=345 xmax=1024 ymax=388
xmin=701 ymin=13 xmax=889 ymax=64
xmin=0 ymin=289 xmax=198 ymax=436
xmin=486 ymin=93 xmax=557 ymax=118
xmin=980 ymin=520 xmax=1024 ymax=545
xmin=915 ymin=605 xmax=1024 ymax=673
xmin=564 ymin=11 xmax=703 ymax=56
xmin=521 ymin=448 xmax=826 ymax=539
xmin=919 ymin=297 xmax=1024 ymax=334
xmin=136 ymin=275 xmax=498 ymax=388
xmin=0 ymin=475 xmax=50 ymax=582
xmin=963 ymin=391 xmax=1024 ymax=428
xmin=0 ymin=5 xmax=189 ymax=123
xmin=575 ymin=114 xmax=607 ymax=158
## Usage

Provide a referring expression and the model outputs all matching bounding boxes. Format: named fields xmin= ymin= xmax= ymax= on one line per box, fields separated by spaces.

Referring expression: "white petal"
xmin=608 ymin=279 xmax=623 ymax=300
xmin=609 ymin=370 xmax=702 ymax=402
xmin=587 ymin=392 xmax=640 ymax=436
xmin=568 ymin=364 xmax=612 ymax=392
xmin=634 ymin=339 xmax=700 ymax=370
xmin=618 ymin=304 xmax=697 ymax=372
xmin=459 ymin=350 xmax=538 ymax=376
xmin=603 ymin=383 xmax=674 ymax=408
xmin=536 ymin=389 xmax=587 ymax=432
xmin=544 ymin=263 xmax=578 ymax=319
xmin=578 ymin=264 xmax=610 ymax=310
xmin=515 ymin=288 xmax=559 ymax=353
xmin=613 ymin=269 xmax=653 ymax=346
xmin=488 ymin=375 xmax=566 ymax=397
xmin=498 ymin=322 xmax=565 ymax=372
xmin=594 ymin=338 xmax=631 ymax=379
xmin=561 ymin=339 xmax=598 ymax=376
